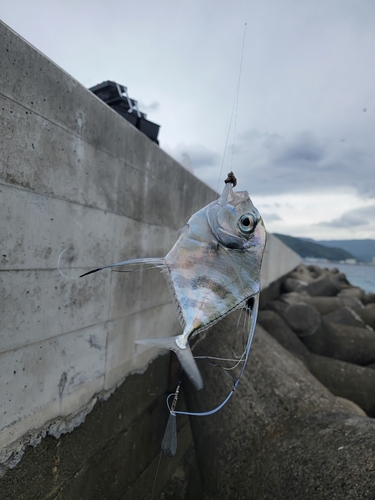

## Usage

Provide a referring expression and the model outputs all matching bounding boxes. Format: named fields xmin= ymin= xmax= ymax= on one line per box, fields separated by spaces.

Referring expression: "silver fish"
xmin=80 ymin=173 xmax=267 ymax=390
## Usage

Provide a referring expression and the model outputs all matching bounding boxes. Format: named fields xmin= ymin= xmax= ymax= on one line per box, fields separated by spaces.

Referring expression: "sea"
xmin=303 ymin=260 xmax=375 ymax=294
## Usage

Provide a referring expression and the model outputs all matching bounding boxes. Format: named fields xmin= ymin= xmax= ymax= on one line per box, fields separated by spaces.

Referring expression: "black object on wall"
xmin=89 ymin=81 xmax=160 ymax=144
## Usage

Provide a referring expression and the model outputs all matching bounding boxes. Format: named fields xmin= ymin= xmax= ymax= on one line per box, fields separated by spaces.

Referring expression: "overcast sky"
xmin=2 ymin=0 xmax=375 ymax=240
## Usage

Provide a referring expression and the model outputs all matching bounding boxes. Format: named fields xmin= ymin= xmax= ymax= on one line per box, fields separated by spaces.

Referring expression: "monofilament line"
xmin=230 ymin=22 xmax=247 ymax=172
xmin=151 ymin=451 xmax=163 ymax=500
xmin=216 ymin=22 xmax=248 ymax=194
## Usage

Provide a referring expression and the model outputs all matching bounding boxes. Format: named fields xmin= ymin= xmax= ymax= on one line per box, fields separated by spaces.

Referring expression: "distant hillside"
xmin=274 ymin=234 xmax=356 ymax=261
xmin=316 ymin=239 xmax=375 ymax=263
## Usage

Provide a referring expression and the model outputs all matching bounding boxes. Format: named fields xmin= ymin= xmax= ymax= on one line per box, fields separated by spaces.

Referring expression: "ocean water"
xmin=303 ymin=260 xmax=375 ymax=294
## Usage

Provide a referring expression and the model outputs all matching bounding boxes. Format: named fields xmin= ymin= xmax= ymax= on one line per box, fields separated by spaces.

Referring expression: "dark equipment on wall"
xmin=89 ymin=81 xmax=160 ymax=144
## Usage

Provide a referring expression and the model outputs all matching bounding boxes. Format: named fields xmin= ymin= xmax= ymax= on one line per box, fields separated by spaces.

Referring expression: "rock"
xmin=353 ymin=303 xmax=375 ymax=329
xmin=307 ymin=353 xmax=375 ymax=416
xmin=304 ymin=274 xmax=342 ymax=297
xmin=186 ymin=318 xmax=375 ymax=499
xmin=264 ymin=299 xmax=289 ymax=315
xmin=335 ymin=397 xmax=367 ymax=417
xmin=337 ymin=287 xmax=365 ymax=303
xmin=288 ymin=264 xmax=316 ymax=282
xmin=335 ymin=272 xmax=351 ymax=287
xmin=282 ymin=277 xmax=307 ymax=293
xmin=307 ymin=264 xmax=325 ymax=278
xmin=298 ymin=317 xmax=334 ymax=355
xmin=363 ymin=292 xmax=375 ymax=305
xmin=279 ymin=291 xmax=309 ymax=305
xmin=324 ymin=306 xmax=369 ymax=329
xmin=298 ymin=295 xmax=362 ymax=315
xmin=280 ymin=302 xmax=321 ymax=337
xmin=300 ymin=296 xmax=343 ymax=315
xmin=303 ymin=321 xmax=375 ymax=366
xmin=257 ymin=310 xmax=310 ymax=363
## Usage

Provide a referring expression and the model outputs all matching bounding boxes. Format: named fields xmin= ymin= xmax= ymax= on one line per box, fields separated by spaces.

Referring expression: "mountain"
xmin=274 ymin=234 xmax=356 ymax=261
xmin=316 ymin=239 xmax=375 ymax=263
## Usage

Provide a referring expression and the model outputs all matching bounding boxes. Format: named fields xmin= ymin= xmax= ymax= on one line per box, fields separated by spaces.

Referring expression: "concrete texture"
xmin=0 ymin=354 xmax=202 ymax=500
xmin=0 ymin=18 xmax=211 ymax=471
xmin=185 ymin=319 xmax=375 ymax=499
xmin=0 ymin=18 xmax=301 ymax=489
xmin=260 ymin=233 xmax=301 ymax=290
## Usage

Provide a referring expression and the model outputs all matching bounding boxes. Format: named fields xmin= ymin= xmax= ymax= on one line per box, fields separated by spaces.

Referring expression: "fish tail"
xmin=136 ymin=336 xmax=203 ymax=390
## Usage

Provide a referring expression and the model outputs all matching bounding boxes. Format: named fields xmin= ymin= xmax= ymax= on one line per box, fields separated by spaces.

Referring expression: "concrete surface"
xmin=0 ymin=354 xmax=201 ymax=500
xmin=186 ymin=319 xmax=375 ymax=499
xmin=0 ymin=17 xmax=301 ymax=480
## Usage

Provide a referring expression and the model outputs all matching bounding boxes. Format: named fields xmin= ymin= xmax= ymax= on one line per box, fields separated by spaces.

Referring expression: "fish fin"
xmin=136 ymin=336 xmax=203 ymax=390
xmin=176 ymin=224 xmax=188 ymax=237
xmin=79 ymin=258 xmax=165 ymax=278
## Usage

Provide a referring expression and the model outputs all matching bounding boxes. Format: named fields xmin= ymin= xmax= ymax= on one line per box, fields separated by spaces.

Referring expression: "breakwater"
xmin=311 ymin=260 xmax=375 ymax=294
xmin=182 ymin=264 xmax=375 ymax=499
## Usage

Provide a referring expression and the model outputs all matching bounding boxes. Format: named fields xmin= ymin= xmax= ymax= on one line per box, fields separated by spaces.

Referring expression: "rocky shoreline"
xmin=259 ymin=264 xmax=375 ymax=417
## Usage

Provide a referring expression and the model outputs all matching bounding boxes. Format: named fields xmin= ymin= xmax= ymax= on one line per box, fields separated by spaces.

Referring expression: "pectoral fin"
xmin=79 ymin=258 xmax=165 ymax=278
xmin=136 ymin=336 xmax=203 ymax=390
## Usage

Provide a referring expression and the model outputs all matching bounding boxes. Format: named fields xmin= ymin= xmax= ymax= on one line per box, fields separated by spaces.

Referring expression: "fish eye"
xmin=238 ymin=214 xmax=255 ymax=234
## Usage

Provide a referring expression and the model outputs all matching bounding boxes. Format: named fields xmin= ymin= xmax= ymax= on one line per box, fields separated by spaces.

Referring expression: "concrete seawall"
xmin=0 ymin=19 xmax=300 ymax=495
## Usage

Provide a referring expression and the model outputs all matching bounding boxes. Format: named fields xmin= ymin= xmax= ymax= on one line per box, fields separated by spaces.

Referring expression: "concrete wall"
xmin=0 ymin=18 xmax=300 ymax=480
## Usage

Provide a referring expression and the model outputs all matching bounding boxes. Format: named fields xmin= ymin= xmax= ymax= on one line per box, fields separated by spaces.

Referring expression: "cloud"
xmin=273 ymin=131 xmax=326 ymax=163
xmin=261 ymin=212 xmax=282 ymax=223
xmin=198 ymin=128 xmax=375 ymax=200
xmin=318 ymin=204 xmax=375 ymax=228
xmin=164 ymin=143 xmax=220 ymax=173
xmin=138 ymin=100 xmax=160 ymax=113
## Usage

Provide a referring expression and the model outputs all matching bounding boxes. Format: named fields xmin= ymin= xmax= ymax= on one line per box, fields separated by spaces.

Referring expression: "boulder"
xmin=307 ymin=353 xmax=375 ymax=416
xmin=186 ymin=318 xmax=375 ymax=499
xmin=280 ymin=302 xmax=321 ymax=337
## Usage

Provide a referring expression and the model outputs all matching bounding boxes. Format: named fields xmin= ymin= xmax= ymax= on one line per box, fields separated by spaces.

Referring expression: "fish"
xmin=80 ymin=173 xmax=267 ymax=390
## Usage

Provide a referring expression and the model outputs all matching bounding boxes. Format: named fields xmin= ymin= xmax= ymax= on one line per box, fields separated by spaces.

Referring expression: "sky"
xmin=2 ymin=0 xmax=375 ymax=240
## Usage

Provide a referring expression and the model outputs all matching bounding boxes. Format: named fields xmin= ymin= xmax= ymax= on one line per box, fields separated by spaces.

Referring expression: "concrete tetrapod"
xmin=184 ymin=316 xmax=375 ymax=500
xmin=300 ymin=320 xmax=375 ymax=366
xmin=258 ymin=310 xmax=375 ymax=416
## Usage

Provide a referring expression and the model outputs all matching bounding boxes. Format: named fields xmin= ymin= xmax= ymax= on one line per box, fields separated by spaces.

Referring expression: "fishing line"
xmin=57 ymin=248 xmax=79 ymax=280
xmin=230 ymin=23 xmax=247 ymax=173
xmin=216 ymin=23 xmax=248 ymax=194
xmin=150 ymin=451 xmax=163 ymax=500
xmin=169 ymin=294 xmax=259 ymax=418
